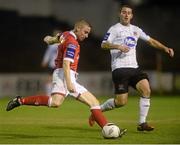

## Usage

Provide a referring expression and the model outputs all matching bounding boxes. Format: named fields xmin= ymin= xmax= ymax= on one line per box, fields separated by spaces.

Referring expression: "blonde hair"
xmin=74 ymin=19 xmax=91 ymax=29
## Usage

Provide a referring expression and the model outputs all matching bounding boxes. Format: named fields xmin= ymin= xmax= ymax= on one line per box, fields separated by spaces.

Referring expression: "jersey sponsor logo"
xmin=66 ymin=44 xmax=76 ymax=59
xmin=124 ymin=36 xmax=136 ymax=48
xmin=103 ymin=33 xmax=110 ymax=41
xmin=133 ymin=31 xmax=138 ymax=36
xmin=118 ymin=84 xmax=125 ymax=91
xmin=67 ymin=44 xmax=76 ymax=49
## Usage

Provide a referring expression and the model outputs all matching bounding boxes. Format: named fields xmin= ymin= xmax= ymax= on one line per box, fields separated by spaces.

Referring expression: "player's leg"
xmin=48 ymin=94 xmax=65 ymax=107
xmin=77 ymin=91 xmax=127 ymax=137
xmin=100 ymin=68 xmax=129 ymax=112
xmin=136 ymin=79 xmax=154 ymax=131
xmin=88 ymin=93 xmax=127 ymax=127
xmin=71 ymin=79 xmax=127 ymax=136
xmin=6 ymin=94 xmax=65 ymax=111
xmin=46 ymin=68 xmax=66 ymax=107
xmin=69 ymin=81 xmax=108 ymax=128
xmin=6 ymin=95 xmax=49 ymax=111
xmin=89 ymin=69 xmax=129 ymax=126
xmin=6 ymin=69 xmax=66 ymax=111
xmin=77 ymin=91 xmax=108 ymax=128
xmin=100 ymin=93 xmax=128 ymax=112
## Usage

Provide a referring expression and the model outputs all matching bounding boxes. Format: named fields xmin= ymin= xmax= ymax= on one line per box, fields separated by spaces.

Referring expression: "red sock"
xmin=20 ymin=95 xmax=49 ymax=106
xmin=91 ymin=109 xmax=108 ymax=128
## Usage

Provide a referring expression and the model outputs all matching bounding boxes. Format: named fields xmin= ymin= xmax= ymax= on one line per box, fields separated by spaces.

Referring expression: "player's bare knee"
xmin=90 ymin=99 xmax=100 ymax=107
xmin=142 ymin=88 xmax=151 ymax=97
xmin=115 ymin=98 xmax=127 ymax=107
xmin=50 ymin=101 xmax=62 ymax=107
xmin=115 ymin=101 xmax=127 ymax=107
xmin=50 ymin=94 xmax=64 ymax=107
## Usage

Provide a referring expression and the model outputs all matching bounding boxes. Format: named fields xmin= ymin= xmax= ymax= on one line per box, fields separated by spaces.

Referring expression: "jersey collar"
xmin=69 ymin=31 xmax=77 ymax=40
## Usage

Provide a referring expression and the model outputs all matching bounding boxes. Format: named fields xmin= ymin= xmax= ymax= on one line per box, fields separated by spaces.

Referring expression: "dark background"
xmin=0 ymin=0 xmax=179 ymax=73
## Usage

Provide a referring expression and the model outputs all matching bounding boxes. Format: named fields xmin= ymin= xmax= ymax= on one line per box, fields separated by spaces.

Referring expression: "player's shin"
xmin=20 ymin=95 xmax=50 ymax=106
xmin=139 ymin=97 xmax=150 ymax=124
xmin=90 ymin=106 xmax=108 ymax=128
xmin=100 ymin=98 xmax=116 ymax=112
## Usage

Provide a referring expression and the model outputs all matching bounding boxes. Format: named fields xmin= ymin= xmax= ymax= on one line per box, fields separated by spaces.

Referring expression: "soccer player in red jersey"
xmin=6 ymin=19 xmax=123 ymax=132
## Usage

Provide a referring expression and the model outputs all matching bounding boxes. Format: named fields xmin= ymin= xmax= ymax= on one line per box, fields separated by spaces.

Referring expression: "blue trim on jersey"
xmin=103 ymin=33 xmax=110 ymax=41
xmin=66 ymin=43 xmax=76 ymax=59
xmin=67 ymin=44 xmax=76 ymax=49
xmin=66 ymin=48 xmax=75 ymax=59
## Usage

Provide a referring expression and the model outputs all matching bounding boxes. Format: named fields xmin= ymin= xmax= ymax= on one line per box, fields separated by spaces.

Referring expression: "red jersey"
xmin=55 ymin=31 xmax=80 ymax=72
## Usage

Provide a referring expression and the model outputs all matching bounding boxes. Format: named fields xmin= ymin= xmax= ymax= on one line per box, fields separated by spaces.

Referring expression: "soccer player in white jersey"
xmin=41 ymin=29 xmax=60 ymax=95
xmin=89 ymin=5 xmax=174 ymax=131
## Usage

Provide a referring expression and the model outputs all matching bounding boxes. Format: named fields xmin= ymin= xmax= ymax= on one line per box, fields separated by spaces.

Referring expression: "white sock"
xmin=139 ymin=97 xmax=150 ymax=124
xmin=100 ymin=98 xmax=116 ymax=112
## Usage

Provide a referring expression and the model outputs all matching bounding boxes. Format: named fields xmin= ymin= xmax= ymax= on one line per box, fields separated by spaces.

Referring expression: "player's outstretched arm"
xmin=101 ymin=42 xmax=130 ymax=53
xmin=43 ymin=35 xmax=59 ymax=44
xmin=147 ymin=37 xmax=174 ymax=57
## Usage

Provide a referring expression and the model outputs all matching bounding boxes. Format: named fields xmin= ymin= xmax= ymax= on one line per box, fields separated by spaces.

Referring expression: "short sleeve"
xmin=138 ymin=27 xmax=150 ymax=41
xmin=102 ymin=27 xmax=117 ymax=43
xmin=64 ymin=43 xmax=77 ymax=63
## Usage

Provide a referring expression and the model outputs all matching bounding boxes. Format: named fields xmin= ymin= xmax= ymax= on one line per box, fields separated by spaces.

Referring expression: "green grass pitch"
xmin=0 ymin=95 xmax=180 ymax=144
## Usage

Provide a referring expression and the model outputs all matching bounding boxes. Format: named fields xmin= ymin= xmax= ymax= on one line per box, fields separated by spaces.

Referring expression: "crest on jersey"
xmin=124 ymin=36 xmax=136 ymax=48
xmin=133 ymin=31 xmax=138 ymax=36
xmin=59 ymin=35 xmax=65 ymax=44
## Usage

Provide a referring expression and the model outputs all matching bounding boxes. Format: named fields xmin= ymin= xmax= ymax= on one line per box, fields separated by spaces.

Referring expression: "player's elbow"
xmin=101 ymin=42 xmax=108 ymax=50
xmin=148 ymin=38 xmax=158 ymax=48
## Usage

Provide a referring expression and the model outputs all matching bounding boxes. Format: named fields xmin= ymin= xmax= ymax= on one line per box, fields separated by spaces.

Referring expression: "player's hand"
xmin=43 ymin=36 xmax=52 ymax=44
xmin=67 ymin=83 xmax=76 ymax=93
xmin=166 ymin=48 xmax=174 ymax=57
xmin=118 ymin=45 xmax=130 ymax=53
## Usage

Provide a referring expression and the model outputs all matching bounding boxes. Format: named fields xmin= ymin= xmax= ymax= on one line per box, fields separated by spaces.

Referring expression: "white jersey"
xmin=102 ymin=23 xmax=150 ymax=71
xmin=42 ymin=43 xmax=58 ymax=69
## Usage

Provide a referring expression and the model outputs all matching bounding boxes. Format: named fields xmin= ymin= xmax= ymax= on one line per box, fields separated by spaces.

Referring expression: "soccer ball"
xmin=102 ymin=123 xmax=120 ymax=139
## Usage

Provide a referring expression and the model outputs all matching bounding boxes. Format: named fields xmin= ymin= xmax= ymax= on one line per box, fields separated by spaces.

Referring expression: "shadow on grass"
xmin=0 ymin=133 xmax=51 ymax=139
xmin=44 ymin=125 xmax=99 ymax=132
xmin=0 ymin=125 xmax=100 ymax=141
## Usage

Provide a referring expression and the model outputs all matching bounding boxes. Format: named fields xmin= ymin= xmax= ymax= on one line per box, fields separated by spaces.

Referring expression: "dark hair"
xmin=119 ymin=4 xmax=134 ymax=12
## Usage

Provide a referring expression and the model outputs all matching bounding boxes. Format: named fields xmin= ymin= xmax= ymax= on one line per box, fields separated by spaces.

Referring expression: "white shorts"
xmin=51 ymin=68 xmax=88 ymax=98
